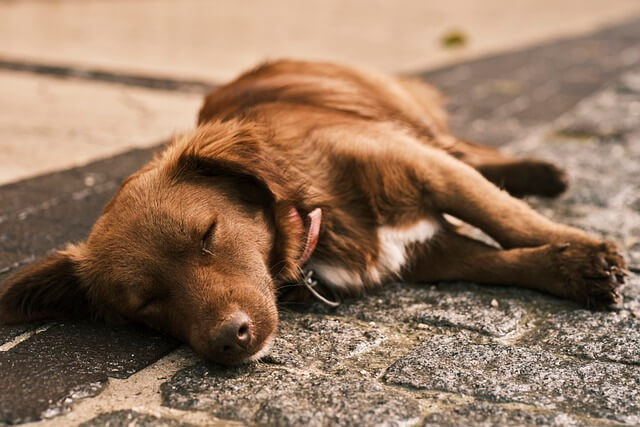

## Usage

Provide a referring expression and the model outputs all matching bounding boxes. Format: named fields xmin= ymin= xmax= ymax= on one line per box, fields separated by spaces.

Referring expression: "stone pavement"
xmin=0 ymin=70 xmax=201 ymax=185
xmin=1 ymin=17 xmax=640 ymax=427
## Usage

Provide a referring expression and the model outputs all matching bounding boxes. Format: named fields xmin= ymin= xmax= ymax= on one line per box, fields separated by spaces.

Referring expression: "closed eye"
xmin=137 ymin=296 xmax=161 ymax=314
xmin=201 ymin=221 xmax=216 ymax=255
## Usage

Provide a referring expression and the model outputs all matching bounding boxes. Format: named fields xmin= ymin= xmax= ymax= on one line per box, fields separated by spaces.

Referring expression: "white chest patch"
xmin=308 ymin=218 xmax=439 ymax=292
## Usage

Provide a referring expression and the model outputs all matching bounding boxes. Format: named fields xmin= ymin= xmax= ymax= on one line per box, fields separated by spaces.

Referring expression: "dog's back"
xmin=199 ymin=60 xmax=449 ymax=142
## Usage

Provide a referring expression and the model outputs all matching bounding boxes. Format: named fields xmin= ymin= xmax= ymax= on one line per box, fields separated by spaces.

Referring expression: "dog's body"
xmin=0 ymin=60 xmax=626 ymax=365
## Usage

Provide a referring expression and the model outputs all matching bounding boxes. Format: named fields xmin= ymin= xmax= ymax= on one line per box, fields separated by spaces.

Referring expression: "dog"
xmin=0 ymin=60 xmax=627 ymax=365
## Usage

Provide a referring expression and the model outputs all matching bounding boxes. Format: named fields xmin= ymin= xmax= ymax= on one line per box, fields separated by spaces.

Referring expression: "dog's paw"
xmin=512 ymin=160 xmax=569 ymax=198
xmin=551 ymin=241 xmax=627 ymax=308
xmin=528 ymin=161 xmax=569 ymax=197
xmin=491 ymin=159 xmax=568 ymax=198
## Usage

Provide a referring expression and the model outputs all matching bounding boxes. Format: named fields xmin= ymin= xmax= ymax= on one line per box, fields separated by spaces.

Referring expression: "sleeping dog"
xmin=0 ymin=60 xmax=626 ymax=365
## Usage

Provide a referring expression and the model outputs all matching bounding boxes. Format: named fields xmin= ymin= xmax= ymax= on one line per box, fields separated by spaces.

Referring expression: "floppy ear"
xmin=0 ymin=244 xmax=90 ymax=324
xmin=174 ymin=121 xmax=298 ymax=202
xmin=168 ymin=121 xmax=308 ymax=282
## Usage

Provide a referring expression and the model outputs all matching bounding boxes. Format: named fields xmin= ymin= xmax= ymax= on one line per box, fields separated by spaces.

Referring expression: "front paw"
xmin=551 ymin=241 xmax=627 ymax=308
xmin=499 ymin=160 xmax=569 ymax=198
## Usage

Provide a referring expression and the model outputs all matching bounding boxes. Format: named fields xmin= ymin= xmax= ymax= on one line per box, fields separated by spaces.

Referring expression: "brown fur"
xmin=0 ymin=60 xmax=626 ymax=365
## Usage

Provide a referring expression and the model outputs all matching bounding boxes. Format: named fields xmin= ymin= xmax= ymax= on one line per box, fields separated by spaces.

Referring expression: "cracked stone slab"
xmin=0 ymin=321 xmax=178 ymax=425
xmin=422 ymin=401 xmax=614 ymax=427
xmin=311 ymin=282 xmax=543 ymax=338
xmin=79 ymin=410 xmax=196 ymax=427
xmin=519 ymin=305 xmax=640 ymax=366
xmin=161 ymin=363 xmax=421 ymax=426
xmin=384 ymin=335 xmax=640 ymax=424
xmin=264 ymin=312 xmax=386 ymax=370
xmin=406 ymin=284 xmax=530 ymax=338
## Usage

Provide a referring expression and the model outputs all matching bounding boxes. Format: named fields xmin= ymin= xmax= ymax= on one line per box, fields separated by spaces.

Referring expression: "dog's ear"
xmin=0 ymin=244 xmax=90 ymax=324
xmin=170 ymin=121 xmax=297 ymax=203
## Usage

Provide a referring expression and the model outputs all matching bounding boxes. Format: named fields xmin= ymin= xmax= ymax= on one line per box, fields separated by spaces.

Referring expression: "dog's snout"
xmin=210 ymin=310 xmax=252 ymax=355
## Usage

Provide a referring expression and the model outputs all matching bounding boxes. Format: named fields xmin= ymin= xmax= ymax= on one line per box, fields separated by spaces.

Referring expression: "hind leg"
xmin=395 ymin=78 xmax=568 ymax=198
xmin=408 ymin=144 xmax=623 ymax=257
xmin=402 ymin=227 xmax=624 ymax=307
xmin=448 ymin=139 xmax=568 ymax=197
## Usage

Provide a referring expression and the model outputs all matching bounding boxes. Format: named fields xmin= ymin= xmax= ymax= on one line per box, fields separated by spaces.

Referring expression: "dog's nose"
xmin=210 ymin=310 xmax=252 ymax=354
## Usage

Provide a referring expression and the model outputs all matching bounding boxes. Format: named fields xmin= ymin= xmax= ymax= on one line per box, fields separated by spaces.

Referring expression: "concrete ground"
xmin=2 ymin=0 xmax=640 ymax=185
xmin=2 ymin=0 xmax=640 ymax=82
xmin=1 ymin=2 xmax=640 ymax=426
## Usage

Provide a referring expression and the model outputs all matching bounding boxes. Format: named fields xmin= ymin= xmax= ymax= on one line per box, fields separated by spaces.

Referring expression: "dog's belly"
xmin=309 ymin=218 xmax=439 ymax=292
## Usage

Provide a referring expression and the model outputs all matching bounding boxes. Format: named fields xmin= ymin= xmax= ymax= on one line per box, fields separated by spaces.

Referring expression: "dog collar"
xmin=288 ymin=207 xmax=340 ymax=308
xmin=289 ymin=207 xmax=322 ymax=265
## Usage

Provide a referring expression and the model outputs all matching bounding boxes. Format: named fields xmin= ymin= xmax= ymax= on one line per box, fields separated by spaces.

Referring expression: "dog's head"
xmin=0 ymin=121 xmax=306 ymax=365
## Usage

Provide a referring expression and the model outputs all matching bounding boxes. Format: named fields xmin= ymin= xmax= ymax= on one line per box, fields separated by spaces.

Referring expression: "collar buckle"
xmin=301 ymin=270 xmax=340 ymax=308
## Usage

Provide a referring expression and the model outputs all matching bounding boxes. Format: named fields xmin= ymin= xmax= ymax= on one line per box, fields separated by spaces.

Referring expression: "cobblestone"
xmin=385 ymin=335 xmax=640 ymax=424
xmin=421 ymin=401 xmax=615 ymax=427
xmin=161 ymin=363 xmax=422 ymax=426
xmin=79 ymin=410 xmax=195 ymax=427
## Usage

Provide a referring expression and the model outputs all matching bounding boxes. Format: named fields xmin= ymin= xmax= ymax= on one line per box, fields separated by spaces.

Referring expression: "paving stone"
xmin=161 ymin=362 xmax=421 ymax=426
xmin=520 ymin=305 xmax=640 ymax=365
xmin=0 ymin=71 xmax=200 ymax=185
xmin=0 ymin=321 xmax=178 ymax=425
xmin=79 ymin=410 xmax=196 ymax=427
xmin=319 ymin=282 xmax=535 ymax=338
xmin=422 ymin=401 xmax=613 ymax=427
xmin=385 ymin=335 xmax=640 ymax=424
xmin=265 ymin=312 xmax=386 ymax=370
xmin=0 ymin=146 xmax=160 ymax=279
xmin=425 ymin=17 xmax=640 ymax=146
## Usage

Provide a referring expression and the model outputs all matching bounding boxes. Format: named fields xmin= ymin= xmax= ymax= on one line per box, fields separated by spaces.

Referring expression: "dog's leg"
xmin=446 ymin=139 xmax=568 ymax=197
xmin=414 ymin=146 xmax=598 ymax=249
xmin=394 ymin=78 xmax=567 ymax=197
xmin=403 ymin=227 xmax=624 ymax=307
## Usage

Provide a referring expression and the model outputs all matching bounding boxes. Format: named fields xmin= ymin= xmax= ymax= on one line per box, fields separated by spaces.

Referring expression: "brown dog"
xmin=0 ymin=60 xmax=627 ymax=365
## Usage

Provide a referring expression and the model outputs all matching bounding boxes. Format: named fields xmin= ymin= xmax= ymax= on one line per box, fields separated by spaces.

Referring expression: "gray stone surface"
xmin=79 ymin=410 xmax=196 ymax=427
xmin=426 ymin=17 xmax=640 ymax=146
xmin=421 ymin=401 xmax=614 ymax=427
xmin=0 ymin=322 xmax=178 ymax=425
xmin=162 ymin=363 xmax=421 ymax=426
xmin=265 ymin=312 xmax=387 ymax=370
xmin=324 ymin=282 xmax=534 ymax=337
xmin=0 ymin=147 xmax=161 ymax=275
xmin=520 ymin=309 xmax=640 ymax=365
xmin=385 ymin=335 xmax=640 ymax=424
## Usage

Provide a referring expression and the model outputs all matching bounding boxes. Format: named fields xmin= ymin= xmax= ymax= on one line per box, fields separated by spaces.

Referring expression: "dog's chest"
xmin=308 ymin=218 xmax=439 ymax=291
